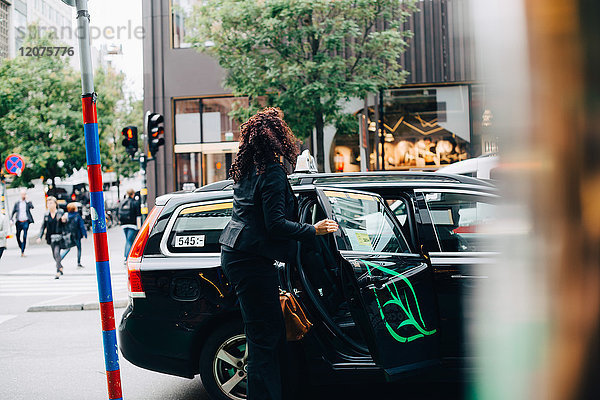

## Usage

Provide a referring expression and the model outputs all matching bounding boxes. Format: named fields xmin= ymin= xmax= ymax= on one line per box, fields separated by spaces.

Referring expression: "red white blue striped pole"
xmin=62 ymin=1 xmax=123 ymax=399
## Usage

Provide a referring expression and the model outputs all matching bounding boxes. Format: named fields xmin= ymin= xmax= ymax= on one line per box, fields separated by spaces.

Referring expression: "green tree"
xmin=94 ymin=68 xmax=143 ymax=179
xmin=0 ymin=30 xmax=83 ymax=186
xmin=0 ymin=27 xmax=142 ymax=187
xmin=187 ymin=0 xmax=416 ymax=171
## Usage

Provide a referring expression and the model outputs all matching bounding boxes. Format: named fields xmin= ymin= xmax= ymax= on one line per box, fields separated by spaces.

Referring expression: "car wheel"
xmin=199 ymin=321 xmax=247 ymax=400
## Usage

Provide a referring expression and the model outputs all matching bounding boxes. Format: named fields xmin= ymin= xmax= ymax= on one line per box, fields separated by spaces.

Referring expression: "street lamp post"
xmin=61 ymin=1 xmax=123 ymax=399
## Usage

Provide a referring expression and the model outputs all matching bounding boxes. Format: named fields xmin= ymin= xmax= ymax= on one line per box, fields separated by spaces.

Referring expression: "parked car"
xmin=437 ymin=154 xmax=499 ymax=180
xmin=46 ymin=182 xmax=90 ymax=210
xmin=118 ymin=168 xmax=498 ymax=400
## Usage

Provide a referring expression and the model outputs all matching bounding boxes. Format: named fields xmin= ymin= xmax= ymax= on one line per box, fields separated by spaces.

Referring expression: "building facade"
xmin=0 ymin=0 xmax=10 ymax=60
xmin=26 ymin=0 xmax=71 ymax=30
xmin=0 ymin=0 xmax=74 ymax=60
xmin=143 ymin=0 xmax=491 ymax=203
xmin=25 ymin=0 xmax=77 ymax=66
xmin=0 ymin=0 xmax=28 ymax=60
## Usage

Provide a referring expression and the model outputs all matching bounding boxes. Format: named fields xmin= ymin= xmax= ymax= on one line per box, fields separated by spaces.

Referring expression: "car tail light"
xmin=126 ymin=205 xmax=163 ymax=298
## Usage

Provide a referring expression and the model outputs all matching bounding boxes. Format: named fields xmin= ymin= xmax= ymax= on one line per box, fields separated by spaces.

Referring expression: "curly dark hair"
xmin=229 ymin=107 xmax=300 ymax=183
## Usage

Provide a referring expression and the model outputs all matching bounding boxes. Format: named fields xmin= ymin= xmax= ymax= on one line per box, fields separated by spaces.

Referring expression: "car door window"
xmin=165 ymin=201 xmax=232 ymax=254
xmin=387 ymin=199 xmax=409 ymax=227
xmin=323 ymin=190 xmax=410 ymax=254
xmin=423 ymin=192 xmax=498 ymax=252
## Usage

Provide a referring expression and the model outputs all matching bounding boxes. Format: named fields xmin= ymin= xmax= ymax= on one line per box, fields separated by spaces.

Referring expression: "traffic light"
xmin=147 ymin=112 xmax=164 ymax=157
xmin=121 ymin=126 xmax=138 ymax=158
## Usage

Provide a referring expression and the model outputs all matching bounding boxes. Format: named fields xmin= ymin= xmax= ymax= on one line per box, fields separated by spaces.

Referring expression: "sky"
xmin=86 ymin=0 xmax=144 ymax=99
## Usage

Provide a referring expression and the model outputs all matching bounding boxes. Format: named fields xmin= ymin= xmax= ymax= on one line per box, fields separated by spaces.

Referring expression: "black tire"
xmin=199 ymin=320 xmax=247 ymax=400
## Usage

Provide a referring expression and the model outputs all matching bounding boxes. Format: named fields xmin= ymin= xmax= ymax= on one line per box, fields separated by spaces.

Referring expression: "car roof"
xmin=197 ymin=171 xmax=492 ymax=190
xmin=157 ymin=171 xmax=496 ymax=208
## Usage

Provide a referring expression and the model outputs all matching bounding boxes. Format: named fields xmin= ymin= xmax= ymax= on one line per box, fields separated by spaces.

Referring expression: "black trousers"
xmin=51 ymin=243 xmax=63 ymax=272
xmin=15 ymin=221 xmax=29 ymax=253
xmin=221 ymin=245 xmax=288 ymax=400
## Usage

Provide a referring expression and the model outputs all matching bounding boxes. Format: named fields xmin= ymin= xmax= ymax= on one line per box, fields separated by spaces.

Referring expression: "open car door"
xmin=315 ymin=187 xmax=440 ymax=377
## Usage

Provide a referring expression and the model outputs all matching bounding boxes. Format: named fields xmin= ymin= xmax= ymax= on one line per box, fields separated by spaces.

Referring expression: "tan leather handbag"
xmin=279 ymin=289 xmax=312 ymax=341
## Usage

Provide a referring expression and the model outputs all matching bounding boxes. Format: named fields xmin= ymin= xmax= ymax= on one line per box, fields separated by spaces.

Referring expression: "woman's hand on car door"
xmin=314 ymin=219 xmax=338 ymax=235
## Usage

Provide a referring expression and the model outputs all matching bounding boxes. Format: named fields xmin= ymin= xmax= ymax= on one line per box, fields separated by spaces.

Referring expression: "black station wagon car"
xmin=118 ymin=170 xmax=498 ymax=400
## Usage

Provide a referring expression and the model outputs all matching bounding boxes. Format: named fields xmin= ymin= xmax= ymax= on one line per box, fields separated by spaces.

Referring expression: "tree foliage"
xmin=0 ymin=27 xmax=142 ymax=187
xmin=187 ymin=0 xmax=416 ymax=170
xmin=94 ymin=69 xmax=144 ymax=179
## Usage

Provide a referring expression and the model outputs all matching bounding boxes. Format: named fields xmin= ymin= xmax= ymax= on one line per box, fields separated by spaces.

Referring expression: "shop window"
xmin=380 ymin=86 xmax=471 ymax=169
xmin=331 ymin=85 xmax=472 ymax=172
xmin=201 ymin=97 xmax=248 ymax=143
xmin=174 ymin=99 xmax=201 ymax=144
xmin=174 ymin=96 xmax=266 ymax=188
xmin=174 ymin=97 xmax=251 ymax=144
xmin=175 ymin=153 xmax=202 ymax=190
xmin=175 ymin=152 xmax=234 ymax=190
xmin=203 ymin=153 xmax=232 ymax=184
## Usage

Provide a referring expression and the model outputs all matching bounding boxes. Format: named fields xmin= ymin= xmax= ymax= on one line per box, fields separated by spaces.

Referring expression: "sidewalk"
xmin=1 ymin=226 xmax=131 ymax=312
xmin=26 ymin=293 xmax=130 ymax=312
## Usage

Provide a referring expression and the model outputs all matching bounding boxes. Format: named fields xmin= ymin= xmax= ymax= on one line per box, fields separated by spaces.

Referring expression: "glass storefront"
xmin=174 ymin=97 xmax=248 ymax=144
xmin=331 ymin=85 xmax=472 ymax=171
xmin=175 ymin=152 xmax=233 ymax=191
xmin=174 ymin=96 xmax=248 ymax=190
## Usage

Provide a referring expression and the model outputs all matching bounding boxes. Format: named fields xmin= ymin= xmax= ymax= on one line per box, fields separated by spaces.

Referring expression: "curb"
xmin=27 ymin=299 xmax=129 ymax=313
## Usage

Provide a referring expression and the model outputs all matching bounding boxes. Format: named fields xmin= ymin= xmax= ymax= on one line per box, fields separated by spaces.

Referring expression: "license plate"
xmin=174 ymin=235 xmax=205 ymax=247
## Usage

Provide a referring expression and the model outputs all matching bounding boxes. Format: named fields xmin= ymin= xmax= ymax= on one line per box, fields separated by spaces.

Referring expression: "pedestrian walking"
xmin=11 ymin=189 xmax=34 ymax=257
xmin=0 ymin=211 xmax=10 ymax=260
xmin=219 ymin=108 xmax=338 ymax=400
xmin=119 ymin=188 xmax=141 ymax=261
xmin=60 ymin=202 xmax=87 ymax=268
xmin=37 ymin=196 xmax=66 ymax=279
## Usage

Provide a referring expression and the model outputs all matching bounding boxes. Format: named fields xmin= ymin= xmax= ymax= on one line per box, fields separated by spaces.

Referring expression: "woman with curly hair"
xmin=219 ymin=107 xmax=337 ymax=399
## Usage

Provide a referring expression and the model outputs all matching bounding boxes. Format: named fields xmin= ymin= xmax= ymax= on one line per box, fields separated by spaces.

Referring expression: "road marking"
xmin=0 ymin=315 xmax=17 ymax=325
xmin=0 ymin=275 xmax=128 ymax=297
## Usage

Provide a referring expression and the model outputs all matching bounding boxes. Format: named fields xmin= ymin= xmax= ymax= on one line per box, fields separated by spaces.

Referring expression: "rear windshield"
xmin=166 ymin=201 xmax=232 ymax=254
xmin=321 ymin=190 xmax=411 ymax=254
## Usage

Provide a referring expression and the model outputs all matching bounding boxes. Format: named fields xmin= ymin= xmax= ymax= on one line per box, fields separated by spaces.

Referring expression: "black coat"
xmin=119 ymin=197 xmax=140 ymax=225
xmin=219 ymin=162 xmax=316 ymax=263
xmin=63 ymin=212 xmax=87 ymax=241
xmin=11 ymin=201 xmax=34 ymax=224
xmin=39 ymin=209 xmax=65 ymax=245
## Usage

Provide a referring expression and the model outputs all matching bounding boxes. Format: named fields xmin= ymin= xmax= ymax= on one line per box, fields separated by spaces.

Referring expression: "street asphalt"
xmin=0 ymin=224 xmax=129 ymax=314
xmin=0 ymin=308 xmax=462 ymax=399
